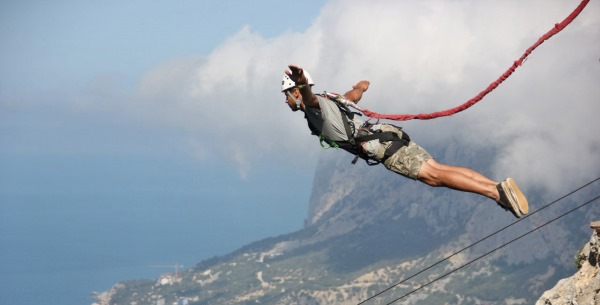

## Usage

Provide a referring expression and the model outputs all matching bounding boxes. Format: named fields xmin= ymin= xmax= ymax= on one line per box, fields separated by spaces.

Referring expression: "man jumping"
xmin=281 ymin=64 xmax=528 ymax=218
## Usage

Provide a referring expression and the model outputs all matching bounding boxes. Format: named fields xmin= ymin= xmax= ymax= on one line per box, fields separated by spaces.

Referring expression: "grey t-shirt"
xmin=304 ymin=95 xmax=364 ymax=142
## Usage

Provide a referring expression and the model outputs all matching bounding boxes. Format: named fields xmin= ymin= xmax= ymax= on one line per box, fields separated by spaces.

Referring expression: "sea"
xmin=0 ymin=155 xmax=311 ymax=305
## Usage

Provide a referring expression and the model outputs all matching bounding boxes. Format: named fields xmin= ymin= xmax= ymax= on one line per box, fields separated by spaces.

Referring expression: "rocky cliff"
xmin=535 ymin=228 xmax=600 ymax=305
xmin=92 ymin=145 xmax=600 ymax=305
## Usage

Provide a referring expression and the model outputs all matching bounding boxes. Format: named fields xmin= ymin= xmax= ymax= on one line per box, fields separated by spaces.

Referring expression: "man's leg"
xmin=417 ymin=159 xmax=500 ymax=200
xmin=424 ymin=159 xmax=498 ymax=187
xmin=417 ymin=159 xmax=528 ymax=218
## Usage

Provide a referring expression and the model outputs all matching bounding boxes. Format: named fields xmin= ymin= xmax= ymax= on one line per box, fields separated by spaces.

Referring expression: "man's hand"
xmin=285 ymin=64 xmax=319 ymax=108
xmin=286 ymin=65 xmax=308 ymax=86
xmin=344 ymin=80 xmax=371 ymax=104
xmin=353 ymin=80 xmax=370 ymax=92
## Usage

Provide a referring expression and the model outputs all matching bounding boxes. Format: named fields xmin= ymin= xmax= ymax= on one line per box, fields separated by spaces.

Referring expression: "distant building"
xmin=178 ymin=297 xmax=189 ymax=305
xmin=157 ymin=274 xmax=176 ymax=286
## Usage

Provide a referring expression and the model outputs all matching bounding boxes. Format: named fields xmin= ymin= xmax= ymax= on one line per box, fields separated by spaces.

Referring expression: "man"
xmin=282 ymin=64 xmax=529 ymax=218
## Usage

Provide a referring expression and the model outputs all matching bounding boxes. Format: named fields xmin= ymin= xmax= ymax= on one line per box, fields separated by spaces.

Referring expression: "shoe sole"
xmin=506 ymin=178 xmax=529 ymax=214
xmin=500 ymin=181 xmax=521 ymax=218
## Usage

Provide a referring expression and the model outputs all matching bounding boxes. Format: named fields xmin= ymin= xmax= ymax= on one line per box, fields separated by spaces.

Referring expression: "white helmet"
xmin=281 ymin=70 xmax=315 ymax=92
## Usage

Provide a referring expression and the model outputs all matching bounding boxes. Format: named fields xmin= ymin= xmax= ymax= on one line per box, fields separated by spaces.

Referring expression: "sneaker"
xmin=505 ymin=178 xmax=529 ymax=215
xmin=496 ymin=182 xmax=522 ymax=218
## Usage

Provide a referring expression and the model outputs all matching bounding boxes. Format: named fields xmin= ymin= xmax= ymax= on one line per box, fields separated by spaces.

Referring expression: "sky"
xmin=1 ymin=0 xmax=599 ymax=300
xmin=0 ymin=1 xmax=329 ymax=244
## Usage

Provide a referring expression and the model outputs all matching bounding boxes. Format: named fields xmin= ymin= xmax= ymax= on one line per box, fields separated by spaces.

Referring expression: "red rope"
xmin=361 ymin=0 xmax=590 ymax=121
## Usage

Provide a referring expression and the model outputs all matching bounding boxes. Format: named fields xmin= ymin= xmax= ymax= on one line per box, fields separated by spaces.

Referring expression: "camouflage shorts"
xmin=383 ymin=140 xmax=433 ymax=180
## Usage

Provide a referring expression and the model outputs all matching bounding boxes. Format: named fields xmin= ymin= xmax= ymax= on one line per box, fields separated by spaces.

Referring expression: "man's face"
xmin=284 ymin=88 xmax=300 ymax=112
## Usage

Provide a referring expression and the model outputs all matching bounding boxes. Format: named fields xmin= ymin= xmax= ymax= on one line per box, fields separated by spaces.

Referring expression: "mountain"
xmin=535 ymin=227 xmax=600 ymax=305
xmin=92 ymin=144 xmax=599 ymax=305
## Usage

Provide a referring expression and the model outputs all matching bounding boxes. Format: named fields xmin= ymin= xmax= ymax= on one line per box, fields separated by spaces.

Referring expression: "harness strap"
xmin=310 ymin=94 xmax=412 ymax=165
xmin=356 ymin=130 xmax=411 ymax=164
xmin=339 ymin=107 xmax=356 ymax=146
xmin=355 ymin=130 xmax=409 ymax=143
xmin=381 ymin=138 xmax=408 ymax=163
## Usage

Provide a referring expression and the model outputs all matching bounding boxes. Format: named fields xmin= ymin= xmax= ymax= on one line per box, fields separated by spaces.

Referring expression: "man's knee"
xmin=417 ymin=162 xmax=443 ymax=187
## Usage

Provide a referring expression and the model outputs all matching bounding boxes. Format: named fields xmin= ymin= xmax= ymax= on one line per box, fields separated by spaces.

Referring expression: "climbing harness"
xmin=311 ymin=92 xmax=411 ymax=165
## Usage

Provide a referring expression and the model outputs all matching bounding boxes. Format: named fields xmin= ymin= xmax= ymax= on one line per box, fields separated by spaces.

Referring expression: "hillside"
xmin=92 ymin=145 xmax=599 ymax=305
xmin=535 ymin=226 xmax=599 ymax=305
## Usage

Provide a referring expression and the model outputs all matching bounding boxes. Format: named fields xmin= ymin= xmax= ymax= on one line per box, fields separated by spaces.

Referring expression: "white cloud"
xmin=132 ymin=0 xmax=599 ymax=192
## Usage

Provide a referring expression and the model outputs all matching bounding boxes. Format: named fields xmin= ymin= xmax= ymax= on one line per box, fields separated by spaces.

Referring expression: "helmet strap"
xmin=286 ymin=90 xmax=302 ymax=109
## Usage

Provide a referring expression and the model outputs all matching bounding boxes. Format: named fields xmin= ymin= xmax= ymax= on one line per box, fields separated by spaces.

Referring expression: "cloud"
xmin=134 ymin=26 xmax=325 ymax=172
xmin=131 ymin=0 xmax=599 ymax=191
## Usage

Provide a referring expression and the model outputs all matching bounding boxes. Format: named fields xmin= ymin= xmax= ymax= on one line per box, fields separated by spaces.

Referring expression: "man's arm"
xmin=343 ymin=80 xmax=370 ymax=104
